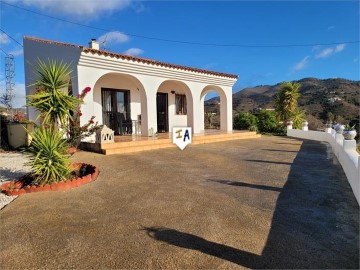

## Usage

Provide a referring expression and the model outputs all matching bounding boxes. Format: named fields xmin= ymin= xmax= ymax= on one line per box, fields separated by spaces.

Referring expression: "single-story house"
xmin=23 ymin=36 xmax=238 ymax=139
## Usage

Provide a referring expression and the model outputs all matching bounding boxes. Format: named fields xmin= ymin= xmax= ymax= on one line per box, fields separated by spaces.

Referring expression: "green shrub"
xmin=25 ymin=127 xmax=71 ymax=185
xmin=233 ymin=112 xmax=258 ymax=131
xmin=255 ymin=110 xmax=278 ymax=133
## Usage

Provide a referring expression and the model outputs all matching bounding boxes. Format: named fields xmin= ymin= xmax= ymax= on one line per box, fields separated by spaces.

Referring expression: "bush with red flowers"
xmin=67 ymin=87 xmax=102 ymax=148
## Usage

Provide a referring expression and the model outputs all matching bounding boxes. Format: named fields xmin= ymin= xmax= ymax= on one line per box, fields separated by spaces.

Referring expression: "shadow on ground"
xmin=0 ymin=168 xmax=29 ymax=182
xmin=143 ymin=140 xmax=359 ymax=269
xmin=207 ymin=179 xmax=282 ymax=192
xmin=261 ymin=148 xmax=298 ymax=153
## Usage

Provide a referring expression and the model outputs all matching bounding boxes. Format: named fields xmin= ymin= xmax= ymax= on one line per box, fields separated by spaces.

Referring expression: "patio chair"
xmin=118 ymin=113 xmax=132 ymax=135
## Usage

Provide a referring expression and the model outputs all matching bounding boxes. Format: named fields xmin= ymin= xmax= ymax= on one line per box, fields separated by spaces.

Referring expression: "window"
xmin=175 ymin=94 xmax=187 ymax=115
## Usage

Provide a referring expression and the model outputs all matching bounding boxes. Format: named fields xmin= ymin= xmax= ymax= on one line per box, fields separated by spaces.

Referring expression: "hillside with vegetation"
xmin=206 ymin=78 xmax=359 ymax=130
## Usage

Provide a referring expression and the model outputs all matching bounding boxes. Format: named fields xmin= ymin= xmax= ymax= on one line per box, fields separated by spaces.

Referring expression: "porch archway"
xmin=200 ymin=85 xmax=228 ymax=132
xmin=93 ymin=72 xmax=147 ymax=135
xmin=157 ymin=80 xmax=193 ymax=133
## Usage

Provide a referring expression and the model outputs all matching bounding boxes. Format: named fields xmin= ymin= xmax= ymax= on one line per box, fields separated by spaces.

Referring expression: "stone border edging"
xmin=0 ymin=163 xmax=100 ymax=196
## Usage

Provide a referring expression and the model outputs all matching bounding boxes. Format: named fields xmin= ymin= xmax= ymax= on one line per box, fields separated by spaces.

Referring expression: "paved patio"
xmin=0 ymin=136 xmax=359 ymax=269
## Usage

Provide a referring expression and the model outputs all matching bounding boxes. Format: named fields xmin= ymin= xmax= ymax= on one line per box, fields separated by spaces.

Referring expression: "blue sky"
xmin=0 ymin=0 xmax=359 ymax=107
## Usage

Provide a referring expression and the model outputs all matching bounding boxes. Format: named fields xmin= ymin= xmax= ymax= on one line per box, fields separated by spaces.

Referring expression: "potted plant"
xmin=334 ymin=123 xmax=345 ymax=134
xmin=342 ymin=124 xmax=357 ymax=140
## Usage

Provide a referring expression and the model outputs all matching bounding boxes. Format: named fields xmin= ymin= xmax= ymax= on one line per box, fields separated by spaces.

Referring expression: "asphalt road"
xmin=0 ymin=136 xmax=359 ymax=269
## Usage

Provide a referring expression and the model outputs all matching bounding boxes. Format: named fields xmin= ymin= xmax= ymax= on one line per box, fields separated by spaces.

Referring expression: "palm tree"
xmin=27 ymin=59 xmax=81 ymax=130
xmin=275 ymin=81 xmax=301 ymax=123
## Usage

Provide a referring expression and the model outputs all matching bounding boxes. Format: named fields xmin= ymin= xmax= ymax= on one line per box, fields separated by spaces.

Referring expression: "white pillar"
xmin=335 ymin=133 xmax=344 ymax=146
xmin=199 ymin=95 xmax=205 ymax=133
xmin=302 ymin=121 xmax=308 ymax=131
xmin=143 ymin=90 xmax=157 ymax=136
xmin=139 ymin=77 xmax=163 ymax=136
xmin=220 ymin=86 xmax=232 ymax=132
xmin=343 ymin=139 xmax=357 ymax=152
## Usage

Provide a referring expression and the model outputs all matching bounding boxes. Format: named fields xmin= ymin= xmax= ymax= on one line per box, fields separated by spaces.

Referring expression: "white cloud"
xmin=315 ymin=43 xmax=346 ymax=58
xmin=316 ymin=48 xmax=334 ymax=59
xmin=123 ymin=48 xmax=144 ymax=56
xmin=293 ymin=56 xmax=310 ymax=71
xmin=98 ymin=31 xmax=129 ymax=48
xmin=7 ymin=0 xmax=133 ymax=17
xmin=132 ymin=1 xmax=146 ymax=13
xmin=0 ymin=33 xmax=10 ymax=44
xmin=335 ymin=43 xmax=345 ymax=53
xmin=8 ymin=47 xmax=23 ymax=56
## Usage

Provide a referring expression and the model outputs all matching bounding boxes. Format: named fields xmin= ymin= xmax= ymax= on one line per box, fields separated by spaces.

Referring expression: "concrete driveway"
xmin=0 ymin=136 xmax=359 ymax=269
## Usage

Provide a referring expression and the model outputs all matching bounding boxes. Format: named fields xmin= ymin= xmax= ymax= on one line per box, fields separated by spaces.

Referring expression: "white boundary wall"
xmin=287 ymin=129 xmax=359 ymax=205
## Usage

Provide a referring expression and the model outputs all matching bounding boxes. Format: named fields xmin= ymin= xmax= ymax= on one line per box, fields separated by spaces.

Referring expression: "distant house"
xmin=23 ymin=36 xmax=238 ymax=138
xmin=328 ymin=97 xmax=342 ymax=103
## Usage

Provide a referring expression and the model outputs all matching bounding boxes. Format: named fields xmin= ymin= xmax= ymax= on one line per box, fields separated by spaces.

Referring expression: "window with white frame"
xmin=175 ymin=94 xmax=187 ymax=115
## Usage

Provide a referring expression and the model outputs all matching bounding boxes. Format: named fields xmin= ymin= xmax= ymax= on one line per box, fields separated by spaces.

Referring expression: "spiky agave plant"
xmin=27 ymin=59 xmax=81 ymax=130
xmin=25 ymin=127 xmax=71 ymax=185
xmin=25 ymin=59 xmax=81 ymax=185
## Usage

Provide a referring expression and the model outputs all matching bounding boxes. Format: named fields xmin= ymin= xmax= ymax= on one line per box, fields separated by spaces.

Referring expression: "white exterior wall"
xmin=77 ymin=52 xmax=236 ymax=136
xmin=23 ymin=38 xmax=82 ymax=121
xmin=23 ymin=38 xmax=237 ymax=137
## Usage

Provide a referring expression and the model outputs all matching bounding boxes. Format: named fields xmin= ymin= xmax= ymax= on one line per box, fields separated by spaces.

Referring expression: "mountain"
xmin=206 ymin=78 xmax=360 ymax=129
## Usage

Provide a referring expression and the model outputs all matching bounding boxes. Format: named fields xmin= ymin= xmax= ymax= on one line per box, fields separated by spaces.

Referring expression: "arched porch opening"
xmin=200 ymin=85 xmax=228 ymax=132
xmin=202 ymin=90 xmax=220 ymax=130
xmin=93 ymin=72 xmax=147 ymax=135
xmin=157 ymin=80 xmax=193 ymax=133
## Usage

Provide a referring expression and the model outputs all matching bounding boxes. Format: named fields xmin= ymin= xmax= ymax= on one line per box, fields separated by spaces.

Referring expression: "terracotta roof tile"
xmin=24 ymin=36 xmax=239 ymax=79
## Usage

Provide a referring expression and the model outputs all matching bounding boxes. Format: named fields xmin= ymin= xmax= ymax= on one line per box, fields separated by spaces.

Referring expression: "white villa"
xmin=23 ymin=36 xmax=238 ymax=138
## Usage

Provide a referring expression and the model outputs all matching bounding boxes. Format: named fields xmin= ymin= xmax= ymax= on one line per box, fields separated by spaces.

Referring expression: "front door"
xmin=102 ymin=88 xmax=130 ymax=135
xmin=156 ymin=92 xmax=168 ymax=133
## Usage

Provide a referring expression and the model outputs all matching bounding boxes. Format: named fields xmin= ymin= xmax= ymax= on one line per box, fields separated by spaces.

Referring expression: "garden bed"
xmin=0 ymin=163 xmax=99 ymax=196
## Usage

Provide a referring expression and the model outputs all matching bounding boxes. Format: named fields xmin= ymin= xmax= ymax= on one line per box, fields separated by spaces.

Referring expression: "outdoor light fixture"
xmin=171 ymin=90 xmax=176 ymax=94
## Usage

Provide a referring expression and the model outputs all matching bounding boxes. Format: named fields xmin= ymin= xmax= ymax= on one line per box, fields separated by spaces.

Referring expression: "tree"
xmin=291 ymin=109 xmax=306 ymax=129
xmin=275 ymin=82 xmax=301 ymax=123
xmin=0 ymin=92 xmax=14 ymax=121
xmin=326 ymin=112 xmax=334 ymax=123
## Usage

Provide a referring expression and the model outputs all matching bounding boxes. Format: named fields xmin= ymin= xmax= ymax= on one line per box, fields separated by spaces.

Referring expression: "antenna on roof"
xmin=102 ymin=33 xmax=109 ymax=51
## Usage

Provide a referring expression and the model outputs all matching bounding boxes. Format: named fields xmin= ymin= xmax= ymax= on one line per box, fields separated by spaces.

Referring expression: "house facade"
xmin=23 ymin=36 xmax=238 ymax=138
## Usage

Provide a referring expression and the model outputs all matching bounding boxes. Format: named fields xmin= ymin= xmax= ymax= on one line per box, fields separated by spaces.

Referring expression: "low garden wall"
xmin=287 ymin=128 xmax=359 ymax=205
